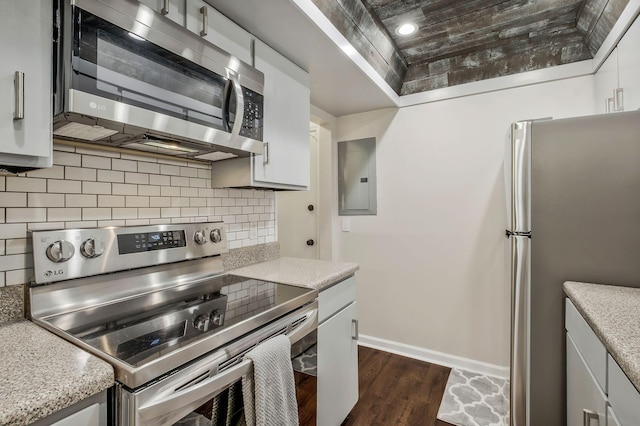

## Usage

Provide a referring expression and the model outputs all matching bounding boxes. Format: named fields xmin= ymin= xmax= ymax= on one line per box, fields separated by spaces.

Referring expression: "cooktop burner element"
xmin=28 ymin=222 xmax=318 ymax=389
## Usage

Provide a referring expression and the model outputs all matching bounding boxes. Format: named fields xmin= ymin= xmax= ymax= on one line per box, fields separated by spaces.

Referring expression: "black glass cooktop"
xmin=71 ymin=275 xmax=312 ymax=368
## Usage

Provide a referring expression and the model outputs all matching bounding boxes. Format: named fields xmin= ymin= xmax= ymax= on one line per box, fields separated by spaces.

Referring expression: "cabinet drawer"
xmin=318 ymin=276 xmax=356 ymax=324
xmin=565 ymin=299 xmax=607 ymax=392
xmin=608 ymin=355 xmax=640 ymax=425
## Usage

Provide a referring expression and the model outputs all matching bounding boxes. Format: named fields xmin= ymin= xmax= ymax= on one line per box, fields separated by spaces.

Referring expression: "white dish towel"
xmin=242 ymin=335 xmax=299 ymax=426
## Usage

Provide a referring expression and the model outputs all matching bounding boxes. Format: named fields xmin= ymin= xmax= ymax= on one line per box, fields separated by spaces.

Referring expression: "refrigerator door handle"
xmin=511 ymin=235 xmax=530 ymax=426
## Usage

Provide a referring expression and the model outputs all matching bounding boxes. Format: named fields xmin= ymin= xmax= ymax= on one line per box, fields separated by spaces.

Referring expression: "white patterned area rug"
xmin=436 ymin=368 xmax=509 ymax=426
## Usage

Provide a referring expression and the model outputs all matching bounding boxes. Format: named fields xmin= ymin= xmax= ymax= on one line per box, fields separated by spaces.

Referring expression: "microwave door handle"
xmin=228 ymin=74 xmax=245 ymax=141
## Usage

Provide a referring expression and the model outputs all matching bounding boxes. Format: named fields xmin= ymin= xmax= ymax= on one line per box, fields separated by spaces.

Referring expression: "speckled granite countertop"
xmin=230 ymin=257 xmax=359 ymax=290
xmin=0 ymin=320 xmax=114 ymax=426
xmin=564 ymin=281 xmax=640 ymax=393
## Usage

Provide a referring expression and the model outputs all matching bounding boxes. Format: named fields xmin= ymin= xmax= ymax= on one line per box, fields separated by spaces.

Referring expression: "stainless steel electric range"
xmin=28 ymin=222 xmax=318 ymax=426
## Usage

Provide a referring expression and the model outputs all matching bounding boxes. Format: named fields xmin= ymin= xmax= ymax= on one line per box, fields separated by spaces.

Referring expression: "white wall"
xmin=335 ymin=75 xmax=597 ymax=369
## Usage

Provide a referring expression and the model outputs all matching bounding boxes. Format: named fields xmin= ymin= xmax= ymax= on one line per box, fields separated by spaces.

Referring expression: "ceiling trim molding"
xmin=592 ymin=0 xmax=640 ymax=72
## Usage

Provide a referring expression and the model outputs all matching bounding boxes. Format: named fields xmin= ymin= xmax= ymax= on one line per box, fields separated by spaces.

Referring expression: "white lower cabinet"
xmin=31 ymin=390 xmax=107 ymax=426
xmin=566 ymin=298 xmax=640 ymax=426
xmin=566 ymin=334 xmax=607 ymax=426
xmin=317 ymin=277 xmax=359 ymax=426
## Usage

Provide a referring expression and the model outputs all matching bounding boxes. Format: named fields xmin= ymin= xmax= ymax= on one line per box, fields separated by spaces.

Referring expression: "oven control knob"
xmin=210 ymin=310 xmax=224 ymax=326
xmin=80 ymin=238 xmax=104 ymax=258
xmin=46 ymin=240 xmax=75 ymax=263
xmin=210 ymin=228 xmax=222 ymax=243
xmin=194 ymin=231 xmax=207 ymax=245
xmin=193 ymin=314 xmax=210 ymax=331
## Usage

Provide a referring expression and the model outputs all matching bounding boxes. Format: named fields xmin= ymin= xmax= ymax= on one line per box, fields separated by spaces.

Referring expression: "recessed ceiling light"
xmin=396 ymin=23 xmax=417 ymax=36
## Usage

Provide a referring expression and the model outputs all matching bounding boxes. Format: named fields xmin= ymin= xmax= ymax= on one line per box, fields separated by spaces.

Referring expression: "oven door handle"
xmin=137 ymin=307 xmax=317 ymax=426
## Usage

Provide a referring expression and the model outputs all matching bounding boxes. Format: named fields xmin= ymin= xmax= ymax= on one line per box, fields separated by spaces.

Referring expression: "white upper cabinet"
xmin=0 ymin=0 xmax=52 ymax=172
xmin=594 ymin=48 xmax=619 ymax=114
xmin=138 ymin=0 xmax=185 ymax=25
xmin=617 ymin=15 xmax=640 ymax=112
xmin=253 ymin=40 xmax=310 ymax=189
xmin=185 ymin=0 xmax=252 ymax=65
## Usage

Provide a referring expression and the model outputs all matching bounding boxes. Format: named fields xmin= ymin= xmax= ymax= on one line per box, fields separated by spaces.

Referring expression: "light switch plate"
xmin=342 ymin=218 xmax=351 ymax=232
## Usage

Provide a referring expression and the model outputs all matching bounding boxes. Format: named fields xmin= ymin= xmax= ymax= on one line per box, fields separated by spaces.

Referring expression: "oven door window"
xmin=72 ymin=8 xmax=232 ymax=131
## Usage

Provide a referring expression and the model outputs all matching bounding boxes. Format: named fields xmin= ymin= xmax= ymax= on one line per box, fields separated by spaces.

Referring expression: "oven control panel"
xmin=31 ymin=222 xmax=228 ymax=284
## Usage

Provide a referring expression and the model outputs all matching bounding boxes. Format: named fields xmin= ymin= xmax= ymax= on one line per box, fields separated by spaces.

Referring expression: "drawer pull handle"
xmin=352 ymin=319 xmax=359 ymax=341
xmin=199 ymin=6 xmax=208 ymax=37
xmin=14 ymin=71 xmax=24 ymax=120
xmin=583 ymin=409 xmax=599 ymax=426
xmin=161 ymin=0 xmax=169 ymax=15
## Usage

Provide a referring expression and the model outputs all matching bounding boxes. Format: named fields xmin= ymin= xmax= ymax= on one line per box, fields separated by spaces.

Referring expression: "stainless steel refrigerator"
xmin=506 ymin=110 xmax=640 ymax=426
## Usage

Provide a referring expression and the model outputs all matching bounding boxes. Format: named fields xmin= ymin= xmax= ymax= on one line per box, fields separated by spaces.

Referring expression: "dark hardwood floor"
xmin=343 ymin=346 xmax=454 ymax=426
xmin=296 ymin=345 xmax=455 ymax=426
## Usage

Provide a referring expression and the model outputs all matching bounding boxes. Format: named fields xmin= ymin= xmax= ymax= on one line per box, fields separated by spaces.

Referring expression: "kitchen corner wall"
xmin=335 ymin=75 xmax=597 ymax=370
xmin=0 ymin=142 xmax=276 ymax=287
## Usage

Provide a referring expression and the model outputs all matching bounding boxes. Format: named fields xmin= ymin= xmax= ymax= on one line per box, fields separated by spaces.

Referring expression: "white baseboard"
xmin=358 ymin=334 xmax=510 ymax=379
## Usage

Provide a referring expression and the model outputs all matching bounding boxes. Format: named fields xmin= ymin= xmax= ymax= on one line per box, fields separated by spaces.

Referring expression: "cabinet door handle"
xmin=161 ymin=0 xmax=169 ymax=15
xmin=606 ymin=97 xmax=614 ymax=114
xmin=199 ymin=6 xmax=208 ymax=37
xmin=583 ymin=409 xmax=599 ymax=426
xmin=352 ymin=319 xmax=359 ymax=341
xmin=263 ymin=142 xmax=270 ymax=165
xmin=14 ymin=71 xmax=24 ymax=121
xmin=613 ymin=88 xmax=624 ymax=112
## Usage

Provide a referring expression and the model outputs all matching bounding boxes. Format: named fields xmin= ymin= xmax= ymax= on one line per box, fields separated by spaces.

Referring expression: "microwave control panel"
xmin=240 ymin=88 xmax=264 ymax=141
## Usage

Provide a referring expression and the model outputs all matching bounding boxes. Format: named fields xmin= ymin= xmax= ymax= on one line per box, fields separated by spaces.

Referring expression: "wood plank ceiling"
xmin=311 ymin=0 xmax=631 ymax=95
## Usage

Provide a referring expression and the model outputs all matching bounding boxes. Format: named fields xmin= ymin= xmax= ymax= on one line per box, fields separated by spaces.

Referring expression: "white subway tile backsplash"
xmin=65 ymin=167 xmax=97 ymax=181
xmin=26 ymin=165 xmax=65 ymax=179
xmin=48 ymin=208 xmax=82 ymax=222
xmin=180 ymin=167 xmax=198 ymax=178
xmin=125 ymin=218 xmax=150 ymax=226
xmin=171 ymin=176 xmax=190 ymax=187
xmin=181 ymin=187 xmax=198 ymax=197
xmin=28 ymin=222 xmax=65 ymax=231
xmin=6 ymin=268 xmax=32 ymax=286
xmin=112 ymin=208 xmax=138 ymax=220
xmin=161 ymin=186 xmax=180 ymax=197
xmin=48 ymin=179 xmax=81 ymax=194
xmin=0 ymin=144 xmax=276 ymax=286
xmin=138 ymin=208 xmax=160 ymax=219
xmin=0 ymin=224 xmax=27 ymax=239
xmin=5 ymin=239 xmax=29 ymax=255
xmin=6 ymin=177 xmax=47 ymax=193
xmin=112 ymin=159 xmax=137 ymax=172
xmin=138 ymin=162 xmax=160 ymax=174
xmin=138 ymin=185 xmax=161 ymax=197
xmin=64 ymin=221 xmax=98 ymax=229
xmin=82 ymin=155 xmax=111 ymax=170
xmin=53 ymin=151 xmax=81 ymax=167
xmin=149 ymin=197 xmax=169 ymax=208
xmin=82 ymin=181 xmax=111 ymax=195
xmin=75 ymin=146 xmax=120 ymax=158
xmin=6 ymin=208 xmax=47 ymax=223
xmin=112 ymin=183 xmax=138 ymax=196
xmin=28 ymin=193 xmax=65 ymax=208
xmin=125 ymin=172 xmax=149 ymax=185
xmin=97 ymin=170 xmax=125 ymax=183
xmin=98 ymin=195 xmax=125 ymax=208
xmin=0 ymin=193 xmax=27 ymax=207
xmin=126 ymin=196 xmax=150 ymax=208
xmin=82 ymin=208 xmax=111 ymax=221
xmin=66 ymin=194 xmax=97 ymax=208
xmin=149 ymin=174 xmax=171 ymax=186
xmin=160 ymin=164 xmax=180 ymax=176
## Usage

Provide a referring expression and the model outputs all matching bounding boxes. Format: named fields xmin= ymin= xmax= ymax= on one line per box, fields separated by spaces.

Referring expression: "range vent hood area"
xmin=53 ymin=115 xmax=245 ymax=162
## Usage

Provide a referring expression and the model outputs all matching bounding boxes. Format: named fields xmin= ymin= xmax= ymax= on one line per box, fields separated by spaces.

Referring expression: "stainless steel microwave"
xmin=53 ymin=0 xmax=264 ymax=160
